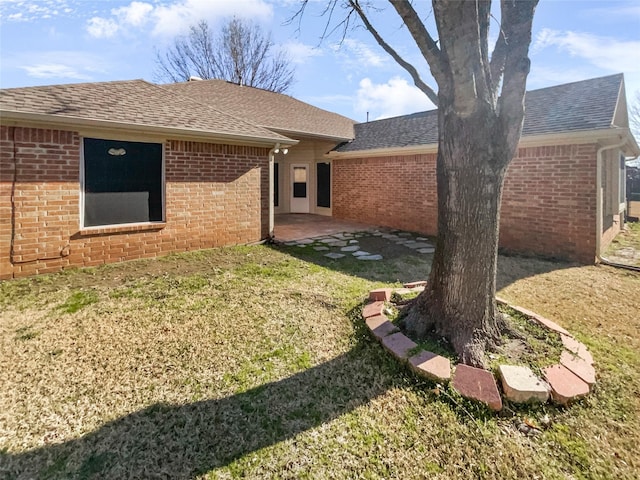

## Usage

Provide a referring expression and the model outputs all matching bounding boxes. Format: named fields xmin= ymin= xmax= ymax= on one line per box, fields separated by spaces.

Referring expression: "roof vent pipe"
xmin=188 ymin=76 xmax=203 ymax=82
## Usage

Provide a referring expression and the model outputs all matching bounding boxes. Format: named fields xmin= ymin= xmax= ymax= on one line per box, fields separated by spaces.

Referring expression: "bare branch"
xmin=154 ymin=17 xmax=294 ymax=93
xmin=497 ymin=0 xmax=539 ymax=150
xmin=389 ymin=0 xmax=445 ymax=84
xmin=349 ymin=0 xmax=438 ymax=106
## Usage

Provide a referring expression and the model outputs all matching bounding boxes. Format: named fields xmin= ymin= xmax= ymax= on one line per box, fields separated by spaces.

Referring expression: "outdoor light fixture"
xmin=282 ymin=148 xmax=288 ymax=155
xmin=274 ymin=148 xmax=280 ymax=153
xmin=108 ymin=148 xmax=126 ymax=156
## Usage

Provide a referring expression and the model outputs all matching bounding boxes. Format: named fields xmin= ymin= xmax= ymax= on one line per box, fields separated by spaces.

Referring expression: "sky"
xmin=1 ymin=0 xmax=639 ymax=125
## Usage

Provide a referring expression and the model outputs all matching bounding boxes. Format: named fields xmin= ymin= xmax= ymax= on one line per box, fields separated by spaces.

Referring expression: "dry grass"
xmin=604 ymin=222 xmax=640 ymax=266
xmin=1 ymin=242 xmax=639 ymax=479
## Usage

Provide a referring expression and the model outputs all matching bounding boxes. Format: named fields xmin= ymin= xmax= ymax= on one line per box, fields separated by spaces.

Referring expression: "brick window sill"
xmin=79 ymin=222 xmax=167 ymax=236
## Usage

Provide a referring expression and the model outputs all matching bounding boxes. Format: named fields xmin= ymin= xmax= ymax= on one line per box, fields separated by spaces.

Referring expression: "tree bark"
xmin=395 ymin=0 xmax=537 ymax=368
xmin=404 ymin=101 xmax=514 ymax=368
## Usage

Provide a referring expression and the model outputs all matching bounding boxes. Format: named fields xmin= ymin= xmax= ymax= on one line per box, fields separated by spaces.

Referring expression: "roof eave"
xmin=268 ymin=126 xmax=353 ymax=143
xmin=327 ymin=127 xmax=640 ymax=159
xmin=0 ymin=110 xmax=298 ymax=147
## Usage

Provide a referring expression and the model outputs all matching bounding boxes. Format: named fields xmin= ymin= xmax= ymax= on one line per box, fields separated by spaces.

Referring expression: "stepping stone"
xmin=452 ymin=364 xmax=503 ymax=411
xmin=409 ymin=351 xmax=451 ymax=382
xmin=349 ymin=239 xmax=359 ymax=244
xmin=405 ymin=242 xmax=434 ymax=249
xmin=327 ymin=241 xmax=348 ymax=247
xmin=357 ymin=254 xmax=383 ymax=261
xmin=498 ymin=365 xmax=549 ymax=403
xmin=416 ymin=237 xmax=428 ymax=241
xmin=560 ymin=335 xmax=593 ymax=364
xmin=352 ymin=251 xmax=370 ymax=257
xmin=398 ymin=232 xmax=412 ymax=237
xmin=285 ymin=242 xmax=298 ymax=246
xmin=362 ymin=301 xmax=385 ymax=319
xmin=560 ymin=351 xmax=596 ymax=386
xmin=324 ymin=252 xmax=345 ymax=260
xmin=417 ymin=247 xmax=435 ymax=254
xmin=313 ymin=246 xmax=329 ymax=251
xmin=381 ymin=332 xmax=418 ymax=360
xmin=400 ymin=240 xmax=416 ymax=245
xmin=543 ymin=364 xmax=590 ymax=405
xmin=320 ymin=238 xmax=336 ymax=244
xmin=369 ymin=288 xmax=393 ymax=302
xmin=297 ymin=244 xmax=308 ymax=248
xmin=297 ymin=239 xmax=314 ymax=244
xmin=372 ymin=232 xmax=383 ymax=236
xmin=341 ymin=245 xmax=360 ymax=252
xmin=365 ymin=315 xmax=399 ymax=339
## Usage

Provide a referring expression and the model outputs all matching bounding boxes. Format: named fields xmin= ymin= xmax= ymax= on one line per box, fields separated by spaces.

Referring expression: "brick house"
xmin=0 ymin=80 xmax=352 ymax=279
xmin=329 ymin=74 xmax=639 ymax=263
xmin=1 ymin=74 xmax=638 ymax=278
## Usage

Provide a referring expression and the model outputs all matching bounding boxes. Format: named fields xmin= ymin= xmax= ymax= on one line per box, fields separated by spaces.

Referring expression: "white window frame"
xmin=80 ymin=137 xmax=166 ymax=230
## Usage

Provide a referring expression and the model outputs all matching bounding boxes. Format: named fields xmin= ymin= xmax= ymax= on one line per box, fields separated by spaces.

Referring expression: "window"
xmin=83 ymin=138 xmax=163 ymax=228
xmin=316 ymin=162 xmax=331 ymax=208
xmin=619 ymin=154 xmax=626 ymax=205
xmin=274 ymin=162 xmax=279 ymax=207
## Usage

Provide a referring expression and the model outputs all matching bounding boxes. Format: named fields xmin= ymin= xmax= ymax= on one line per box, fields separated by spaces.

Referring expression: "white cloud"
xmin=21 ymin=63 xmax=92 ymax=80
xmin=16 ymin=51 xmax=108 ymax=82
xmin=283 ymin=41 xmax=322 ymax=64
xmin=0 ymin=0 xmax=73 ymax=22
xmin=533 ymin=28 xmax=640 ymax=73
xmin=333 ymin=38 xmax=387 ymax=68
xmin=355 ymin=76 xmax=435 ymax=120
xmin=150 ymin=0 xmax=273 ymax=37
xmin=84 ymin=0 xmax=274 ymax=39
xmin=86 ymin=16 xmax=119 ymax=39
xmin=113 ymin=1 xmax=153 ymax=27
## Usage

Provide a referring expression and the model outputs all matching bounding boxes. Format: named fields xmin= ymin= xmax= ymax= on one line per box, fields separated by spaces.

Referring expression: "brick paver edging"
xmin=363 ymin=284 xmax=596 ymax=410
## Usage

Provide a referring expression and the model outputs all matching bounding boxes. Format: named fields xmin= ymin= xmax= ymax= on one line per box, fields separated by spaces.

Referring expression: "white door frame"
xmin=290 ymin=163 xmax=310 ymax=213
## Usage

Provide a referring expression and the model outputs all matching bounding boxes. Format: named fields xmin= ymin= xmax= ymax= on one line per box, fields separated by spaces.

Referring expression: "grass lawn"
xmin=604 ymin=221 xmax=640 ymax=267
xmin=1 ymin=241 xmax=639 ymax=479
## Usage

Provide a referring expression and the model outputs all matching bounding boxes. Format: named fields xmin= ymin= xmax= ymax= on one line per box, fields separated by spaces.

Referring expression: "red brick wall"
xmin=500 ymin=144 xmax=597 ymax=262
xmin=333 ymin=153 xmax=438 ymax=235
xmin=0 ymin=125 xmax=269 ymax=279
xmin=332 ymin=143 xmax=598 ymax=263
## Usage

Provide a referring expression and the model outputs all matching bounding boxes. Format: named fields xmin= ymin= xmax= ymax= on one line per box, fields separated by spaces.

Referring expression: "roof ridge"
xmin=164 ymin=79 xmax=356 ymax=123
xmin=1 ymin=78 xmax=148 ymax=92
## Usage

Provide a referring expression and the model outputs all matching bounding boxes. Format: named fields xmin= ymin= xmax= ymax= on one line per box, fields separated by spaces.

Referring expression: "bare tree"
xmin=296 ymin=0 xmax=538 ymax=366
xmin=155 ymin=18 xmax=294 ymax=93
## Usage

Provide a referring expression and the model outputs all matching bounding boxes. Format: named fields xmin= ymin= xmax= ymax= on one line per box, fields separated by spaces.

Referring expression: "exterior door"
xmin=290 ymin=164 xmax=310 ymax=213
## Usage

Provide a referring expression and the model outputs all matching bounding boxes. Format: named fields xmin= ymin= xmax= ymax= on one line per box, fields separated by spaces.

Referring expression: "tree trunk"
xmin=405 ymin=104 xmax=514 ymax=367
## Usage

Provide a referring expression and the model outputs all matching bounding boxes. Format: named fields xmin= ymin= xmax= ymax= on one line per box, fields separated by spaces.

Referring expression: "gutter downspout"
xmin=268 ymin=143 xmax=280 ymax=240
xmin=595 ymin=136 xmax=630 ymax=265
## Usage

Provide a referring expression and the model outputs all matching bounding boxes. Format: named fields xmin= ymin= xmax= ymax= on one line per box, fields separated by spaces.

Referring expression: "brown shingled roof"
xmin=333 ymin=74 xmax=633 ymax=154
xmin=0 ymin=79 xmax=292 ymax=145
xmin=162 ymin=79 xmax=355 ymax=141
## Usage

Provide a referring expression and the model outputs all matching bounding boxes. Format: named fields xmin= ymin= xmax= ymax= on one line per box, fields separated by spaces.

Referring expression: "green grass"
xmin=1 ymin=244 xmax=639 ymax=479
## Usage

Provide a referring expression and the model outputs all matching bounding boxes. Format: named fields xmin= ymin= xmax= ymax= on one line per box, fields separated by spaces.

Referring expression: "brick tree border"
xmin=363 ymin=284 xmax=596 ymax=410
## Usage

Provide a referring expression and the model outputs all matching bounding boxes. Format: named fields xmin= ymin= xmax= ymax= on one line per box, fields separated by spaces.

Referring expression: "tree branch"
xmin=389 ymin=0 xmax=445 ymax=85
xmin=349 ymin=0 xmax=438 ymax=106
xmin=497 ymin=0 xmax=539 ymax=156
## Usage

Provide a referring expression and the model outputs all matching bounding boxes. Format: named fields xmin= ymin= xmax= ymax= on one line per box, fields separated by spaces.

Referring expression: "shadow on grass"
xmin=270 ymin=239 xmax=579 ymax=291
xmin=2 ymin=316 xmax=405 ymax=479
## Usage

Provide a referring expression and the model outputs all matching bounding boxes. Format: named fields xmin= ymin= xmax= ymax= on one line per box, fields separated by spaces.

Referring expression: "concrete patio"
xmin=273 ymin=214 xmax=376 ymax=242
